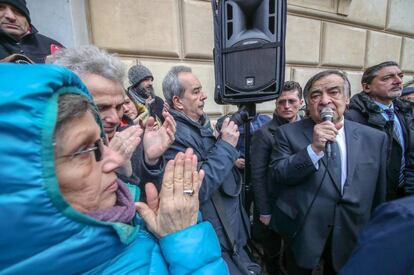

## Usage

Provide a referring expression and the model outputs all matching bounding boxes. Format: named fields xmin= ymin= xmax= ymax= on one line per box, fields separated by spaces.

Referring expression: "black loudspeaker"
xmin=212 ymin=0 xmax=287 ymax=104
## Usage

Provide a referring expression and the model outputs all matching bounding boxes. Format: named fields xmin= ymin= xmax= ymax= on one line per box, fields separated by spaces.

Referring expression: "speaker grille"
xmin=224 ymin=47 xmax=276 ymax=93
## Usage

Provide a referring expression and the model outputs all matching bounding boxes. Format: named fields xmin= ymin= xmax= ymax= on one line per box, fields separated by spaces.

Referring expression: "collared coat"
xmin=345 ymin=92 xmax=414 ymax=200
xmin=164 ymin=109 xmax=253 ymax=274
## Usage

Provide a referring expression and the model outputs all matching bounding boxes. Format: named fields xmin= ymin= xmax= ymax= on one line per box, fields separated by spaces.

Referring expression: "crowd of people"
xmin=1 ymin=0 xmax=414 ymax=274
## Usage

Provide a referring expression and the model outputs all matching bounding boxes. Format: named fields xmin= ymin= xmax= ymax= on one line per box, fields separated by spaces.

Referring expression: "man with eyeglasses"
xmin=250 ymin=80 xmax=303 ymax=274
xmin=345 ymin=61 xmax=414 ymax=200
xmin=268 ymin=70 xmax=387 ymax=274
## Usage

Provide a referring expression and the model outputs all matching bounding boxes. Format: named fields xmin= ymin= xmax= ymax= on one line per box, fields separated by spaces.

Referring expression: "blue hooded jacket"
xmin=0 ymin=64 xmax=228 ymax=274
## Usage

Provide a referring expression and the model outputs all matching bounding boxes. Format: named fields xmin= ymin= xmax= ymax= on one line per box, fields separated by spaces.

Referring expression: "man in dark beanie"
xmin=0 ymin=0 xmax=64 ymax=63
xmin=127 ymin=64 xmax=165 ymax=124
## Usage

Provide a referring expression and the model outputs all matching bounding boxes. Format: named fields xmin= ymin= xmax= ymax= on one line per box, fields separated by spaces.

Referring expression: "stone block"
xmin=401 ymin=38 xmax=414 ymax=72
xmin=182 ymin=0 xmax=214 ymax=59
xmin=365 ymin=31 xmax=402 ymax=68
xmin=286 ymin=15 xmax=321 ymax=65
xmin=287 ymin=0 xmax=386 ymax=29
xmin=344 ymin=70 xmax=363 ymax=96
xmin=288 ymin=0 xmax=337 ymax=13
xmin=88 ymin=0 xmax=180 ymax=57
xmin=321 ymin=22 xmax=366 ymax=68
xmin=387 ymin=0 xmax=414 ymax=35
xmin=345 ymin=0 xmax=387 ymax=29
xmin=291 ymin=67 xmax=324 ymax=91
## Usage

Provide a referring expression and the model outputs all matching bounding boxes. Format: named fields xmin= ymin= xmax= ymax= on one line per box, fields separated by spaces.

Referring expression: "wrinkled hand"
xmin=109 ymin=125 xmax=143 ymax=164
xmin=311 ymin=121 xmax=342 ymax=154
xmin=136 ymin=148 xmax=205 ymax=238
xmin=220 ymin=117 xmax=239 ymax=147
xmin=143 ymin=110 xmax=177 ymax=165
xmin=235 ymin=158 xmax=245 ymax=169
xmin=259 ymin=215 xmax=271 ymax=226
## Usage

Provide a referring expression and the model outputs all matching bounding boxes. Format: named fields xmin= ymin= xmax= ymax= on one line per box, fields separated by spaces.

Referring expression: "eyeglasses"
xmin=56 ymin=138 xmax=105 ymax=162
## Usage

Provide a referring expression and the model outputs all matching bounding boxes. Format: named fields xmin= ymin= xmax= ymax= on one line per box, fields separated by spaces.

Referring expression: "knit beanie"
xmin=128 ymin=64 xmax=153 ymax=87
xmin=0 ymin=0 xmax=31 ymax=23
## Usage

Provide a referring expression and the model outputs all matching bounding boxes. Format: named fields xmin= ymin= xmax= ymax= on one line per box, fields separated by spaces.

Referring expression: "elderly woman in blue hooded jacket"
xmin=0 ymin=64 xmax=228 ymax=274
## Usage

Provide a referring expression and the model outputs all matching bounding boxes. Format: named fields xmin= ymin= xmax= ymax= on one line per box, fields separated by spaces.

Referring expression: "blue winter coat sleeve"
xmin=160 ymin=222 xmax=229 ymax=274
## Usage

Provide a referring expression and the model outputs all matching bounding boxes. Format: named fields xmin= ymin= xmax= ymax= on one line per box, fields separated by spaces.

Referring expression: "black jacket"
xmin=0 ymin=27 xmax=63 ymax=63
xmin=345 ymin=92 xmax=414 ymax=200
xmin=250 ymin=114 xmax=290 ymax=215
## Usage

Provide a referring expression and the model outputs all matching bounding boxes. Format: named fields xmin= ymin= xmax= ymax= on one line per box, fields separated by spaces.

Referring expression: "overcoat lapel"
xmin=344 ymin=120 xmax=359 ymax=188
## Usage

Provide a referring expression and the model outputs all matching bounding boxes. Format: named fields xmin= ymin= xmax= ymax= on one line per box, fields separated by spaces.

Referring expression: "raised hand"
xmin=311 ymin=121 xmax=342 ymax=154
xmin=142 ymin=110 xmax=176 ymax=165
xmin=220 ymin=117 xmax=239 ymax=147
xmin=136 ymin=148 xmax=205 ymax=238
xmin=109 ymin=125 xmax=143 ymax=175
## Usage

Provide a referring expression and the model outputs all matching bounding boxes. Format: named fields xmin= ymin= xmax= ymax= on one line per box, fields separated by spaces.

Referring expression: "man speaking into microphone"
xmin=269 ymin=70 xmax=388 ymax=274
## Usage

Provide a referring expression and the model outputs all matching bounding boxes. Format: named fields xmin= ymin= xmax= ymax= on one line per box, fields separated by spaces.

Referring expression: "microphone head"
xmin=320 ymin=107 xmax=334 ymax=122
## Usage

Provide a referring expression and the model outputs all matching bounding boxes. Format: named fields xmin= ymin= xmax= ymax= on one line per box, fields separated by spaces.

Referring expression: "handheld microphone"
xmin=320 ymin=107 xmax=334 ymax=159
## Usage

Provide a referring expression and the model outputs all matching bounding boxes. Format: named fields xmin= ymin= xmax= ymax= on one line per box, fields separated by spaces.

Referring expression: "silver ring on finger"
xmin=183 ymin=189 xmax=194 ymax=196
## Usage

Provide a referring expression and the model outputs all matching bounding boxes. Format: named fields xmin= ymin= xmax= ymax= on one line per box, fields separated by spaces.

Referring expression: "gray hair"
xmin=47 ymin=45 xmax=126 ymax=83
xmin=361 ymin=61 xmax=399 ymax=85
xmin=303 ymin=70 xmax=351 ymax=104
xmin=54 ymin=93 xmax=96 ymax=153
xmin=162 ymin=65 xmax=192 ymax=107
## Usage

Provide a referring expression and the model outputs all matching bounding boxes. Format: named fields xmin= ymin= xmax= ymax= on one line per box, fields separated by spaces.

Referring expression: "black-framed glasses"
xmin=56 ymin=138 xmax=105 ymax=162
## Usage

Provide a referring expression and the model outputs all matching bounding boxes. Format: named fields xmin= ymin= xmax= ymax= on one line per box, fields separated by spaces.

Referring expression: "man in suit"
xmin=269 ymin=70 xmax=388 ymax=274
xmin=250 ymin=81 xmax=303 ymax=274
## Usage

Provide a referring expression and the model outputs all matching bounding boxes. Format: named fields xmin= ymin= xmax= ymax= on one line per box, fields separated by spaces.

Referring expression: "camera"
xmin=215 ymin=105 xmax=253 ymax=132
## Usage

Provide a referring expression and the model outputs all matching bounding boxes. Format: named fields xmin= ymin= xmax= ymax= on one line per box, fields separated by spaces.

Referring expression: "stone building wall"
xmin=87 ymin=0 xmax=414 ymax=117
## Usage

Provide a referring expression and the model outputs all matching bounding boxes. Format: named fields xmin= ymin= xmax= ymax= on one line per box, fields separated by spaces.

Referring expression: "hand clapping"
xmin=136 ymin=148 xmax=204 ymax=238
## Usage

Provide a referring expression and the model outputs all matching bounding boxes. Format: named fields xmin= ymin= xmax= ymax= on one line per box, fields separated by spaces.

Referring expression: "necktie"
xmin=328 ymin=141 xmax=342 ymax=191
xmin=384 ymin=108 xmax=406 ymax=187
